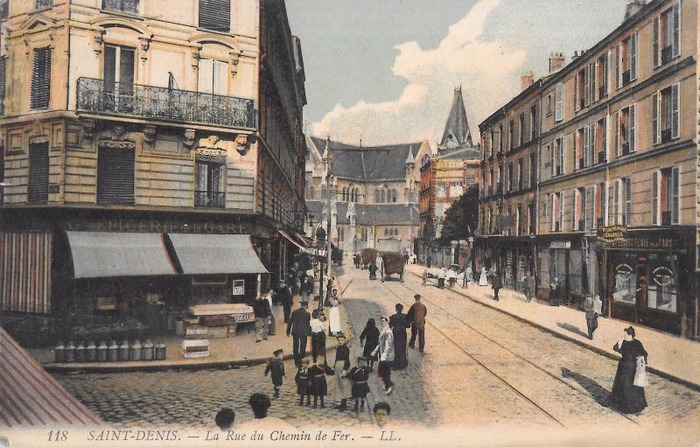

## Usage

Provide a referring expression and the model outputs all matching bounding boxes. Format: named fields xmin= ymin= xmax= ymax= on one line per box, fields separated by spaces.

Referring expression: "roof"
xmin=306 ymin=200 xmax=419 ymax=226
xmin=433 ymin=147 xmax=480 ymax=161
xmin=309 ymin=136 xmax=420 ymax=181
xmin=439 ymin=86 xmax=473 ymax=149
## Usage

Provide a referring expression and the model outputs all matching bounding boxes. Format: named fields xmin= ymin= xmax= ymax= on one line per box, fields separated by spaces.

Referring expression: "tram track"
xmin=346 ymin=274 xmax=641 ymax=429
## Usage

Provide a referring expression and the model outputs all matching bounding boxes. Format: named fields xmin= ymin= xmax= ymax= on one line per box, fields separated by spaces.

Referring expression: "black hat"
xmin=357 ymin=356 xmax=367 ymax=362
xmin=414 ymin=294 xmax=421 ymax=300
xmin=273 ymin=349 xmax=284 ymax=356
xmin=300 ymin=301 xmax=308 ymax=307
xmin=624 ymin=326 xmax=636 ymax=337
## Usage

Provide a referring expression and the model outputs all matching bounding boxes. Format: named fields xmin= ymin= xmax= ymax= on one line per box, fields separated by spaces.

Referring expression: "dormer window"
xmin=199 ymin=0 xmax=231 ymax=33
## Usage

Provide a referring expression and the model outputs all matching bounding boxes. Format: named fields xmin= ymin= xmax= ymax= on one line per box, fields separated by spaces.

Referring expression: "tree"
xmin=438 ymin=185 xmax=479 ymax=244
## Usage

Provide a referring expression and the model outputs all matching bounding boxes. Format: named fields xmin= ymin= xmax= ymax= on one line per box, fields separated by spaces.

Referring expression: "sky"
xmin=285 ymin=0 xmax=632 ymax=147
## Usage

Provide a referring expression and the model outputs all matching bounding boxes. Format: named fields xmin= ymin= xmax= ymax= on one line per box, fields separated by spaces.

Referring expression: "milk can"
xmin=107 ymin=340 xmax=119 ymax=362
xmin=142 ymin=339 xmax=154 ymax=361
xmin=130 ymin=339 xmax=142 ymax=361
xmin=75 ymin=341 xmax=86 ymax=363
xmin=85 ymin=341 xmax=97 ymax=362
xmin=155 ymin=341 xmax=166 ymax=360
xmin=96 ymin=341 xmax=108 ymax=362
xmin=54 ymin=342 xmax=65 ymax=363
xmin=64 ymin=341 xmax=76 ymax=362
xmin=118 ymin=340 xmax=130 ymax=362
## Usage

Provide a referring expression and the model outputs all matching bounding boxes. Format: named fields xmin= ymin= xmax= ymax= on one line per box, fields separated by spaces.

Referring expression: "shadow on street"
xmin=561 ymin=367 xmax=610 ymax=407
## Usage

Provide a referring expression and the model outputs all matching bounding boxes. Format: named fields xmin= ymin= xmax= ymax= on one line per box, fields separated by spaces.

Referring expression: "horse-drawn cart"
xmin=380 ymin=252 xmax=404 ymax=282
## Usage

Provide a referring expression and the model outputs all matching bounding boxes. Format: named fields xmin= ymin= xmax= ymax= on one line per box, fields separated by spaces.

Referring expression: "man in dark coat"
xmin=286 ymin=301 xmax=311 ymax=367
xmin=491 ymin=271 xmax=503 ymax=301
xmin=407 ymin=294 xmax=427 ymax=353
xmin=277 ymin=281 xmax=293 ymax=324
xmin=264 ymin=348 xmax=285 ymax=398
xmin=253 ymin=294 xmax=272 ymax=342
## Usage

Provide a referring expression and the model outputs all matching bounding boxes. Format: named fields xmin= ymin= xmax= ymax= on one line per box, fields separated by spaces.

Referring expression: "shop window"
xmin=31 ymin=47 xmax=51 ymax=110
xmin=104 ymin=45 xmax=135 ymax=113
xmin=97 ymin=146 xmax=135 ymax=205
xmin=647 ymin=263 xmax=677 ymax=312
xmin=653 ymin=3 xmax=680 ymax=67
xmin=612 ymin=263 xmax=636 ymax=303
xmin=199 ymin=0 xmax=231 ymax=32
xmin=102 ymin=0 xmax=138 ymax=13
xmin=652 ymin=83 xmax=680 ymax=145
xmin=28 ymin=142 xmax=49 ymax=204
xmin=195 ymin=157 xmax=225 ymax=208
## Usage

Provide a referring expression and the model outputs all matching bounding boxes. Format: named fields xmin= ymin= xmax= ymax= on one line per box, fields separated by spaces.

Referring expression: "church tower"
xmin=439 ymin=86 xmax=473 ymax=150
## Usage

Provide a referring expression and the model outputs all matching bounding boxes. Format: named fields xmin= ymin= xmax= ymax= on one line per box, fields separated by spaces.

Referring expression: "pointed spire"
xmin=439 ymin=86 xmax=473 ymax=150
xmin=405 ymin=146 xmax=415 ymax=165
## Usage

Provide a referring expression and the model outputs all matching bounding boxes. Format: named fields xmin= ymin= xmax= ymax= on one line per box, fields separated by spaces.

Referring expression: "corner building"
xmin=478 ymin=0 xmax=698 ymax=339
xmin=0 ymin=0 xmax=307 ymax=344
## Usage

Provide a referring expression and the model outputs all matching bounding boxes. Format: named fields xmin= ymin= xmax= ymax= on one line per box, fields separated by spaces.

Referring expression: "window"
xmin=647 ymin=256 xmax=677 ymax=312
xmin=198 ymin=59 xmax=228 ymax=95
xmin=595 ymin=182 xmax=607 ymax=228
xmin=652 ymin=167 xmax=680 ymax=225
xmin=498 ymin=124 xmax=504 ymax=153
xmin=530 ymin=105 xmax=537 ymax=140
xmin=615 ymin=177 xmax=632 ymax=225
xmin=551 ymin=192 xmax=563 ymax=232
xmin=28 ymin=142 xmax=49 ymax=204
xmin=653 ymin=83 xmax=680 ymax=144
xmin=554 ymin=137 xmax=565 ymax=176
xmin=529 ymin=153 xmax=536 ymax=189
xmin=506 ymin=163 xmax=513 ymax=192
xmin=518 ymin=113 xmax=525 ymax=146
xmin=615 ymin=104 xmax=636 ymax=156
xmin=0 ymin=56 xmax=6 ymax=115
xmin=31 ymin=47 xmax=51 ymax=110
xmin=595 ymin=118 xmax=606 ymax=164
xmin=508 ymin=120 xmax=514 ymax=152
xmin=574 ymin=187 xmax=586 ymax=231
xmin=516 ymin=204 xmax=523 ymax=236
xmin=0 ymin=0 xmax=7 ymax=19
xmin=654 ymin=3 xmax=680 ymax=67
xmin=36 ymin=0 xmax=52 ymax=9
xmin=554 ymin=82 xmax=564 ymax=122
xmin=517 ymin=159 xmax=523 ymax=191
xmin=617 ymin=33 xmax=638 ymax=88
xmin=102 ymin=0 xmax=138 ymax=13
xmin=97 ymin=146 xmax=135 ymax=205
xmin=195 ymin=157 xmax=225 ymax=208
xmin=104 ymin=45 xmax=135 ymax=113
xmin=199 ymin=0 xmax=231 ymax=32
xmin=575 ymin=64 xmax=594 ymax=110
xmin=596 ymin=54 xmax=608 ymax=100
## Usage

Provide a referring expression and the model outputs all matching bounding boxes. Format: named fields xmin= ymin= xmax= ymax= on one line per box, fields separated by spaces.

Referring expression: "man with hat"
xmin=264 ymin=348 xmax=285 ymax=398
xmin=407 ymin=294 xmax=428 ymax=353
xmin=287 ymin=301 xmax=311 ymax=367
xmin=277 ymin=280 xmax=293 ymax=324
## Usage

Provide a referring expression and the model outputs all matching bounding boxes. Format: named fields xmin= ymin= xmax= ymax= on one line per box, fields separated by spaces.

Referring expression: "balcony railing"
xmin=194 ymin=191 xmax=225 ymax=209
xmin=77 ymin=77 xmax=256 ymax=129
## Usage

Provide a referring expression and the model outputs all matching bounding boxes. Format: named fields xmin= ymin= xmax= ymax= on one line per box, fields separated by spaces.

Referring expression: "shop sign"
xmin=64 ymin=219 xmax=251 ymax=234
xmin=598 ymin=225 xmax=627 ymax=245
xmin=550 ymin=241 xmax=571 ymax=249
xmin=232 ymin=279 xmax=245 ymax=296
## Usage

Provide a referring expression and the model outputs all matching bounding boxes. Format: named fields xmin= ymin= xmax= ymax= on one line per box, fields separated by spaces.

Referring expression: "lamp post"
xmin=322 ymin=137 xmax=332 ymax=309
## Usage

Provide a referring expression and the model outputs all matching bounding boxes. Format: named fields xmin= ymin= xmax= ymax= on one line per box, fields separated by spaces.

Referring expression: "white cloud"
xmin=311 ymin=0 xmax=526 ymax=146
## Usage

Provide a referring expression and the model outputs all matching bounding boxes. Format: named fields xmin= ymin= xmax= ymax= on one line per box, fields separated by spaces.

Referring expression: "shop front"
xmin=535 ymin=236 xmax=588 ymax=306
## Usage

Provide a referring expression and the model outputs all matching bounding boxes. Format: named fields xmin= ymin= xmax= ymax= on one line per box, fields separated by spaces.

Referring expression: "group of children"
xmin=264 ymin=333 xmax=375 ymax=413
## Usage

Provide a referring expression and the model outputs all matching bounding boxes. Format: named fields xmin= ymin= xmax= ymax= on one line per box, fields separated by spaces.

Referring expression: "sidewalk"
xmin=403 ymin=263 xmax=700 ymax=391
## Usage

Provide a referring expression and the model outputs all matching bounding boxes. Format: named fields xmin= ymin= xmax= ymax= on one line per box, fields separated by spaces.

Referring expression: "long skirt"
xmin=334 ymin=364 xmax=352 ymax=401
xmin=329 ymin=306 xmax=341 ymax=335
xmin=392 ymin=329 xmax=408 ymax=369
xmin=610 ymin=360 xmax=647 ymax=414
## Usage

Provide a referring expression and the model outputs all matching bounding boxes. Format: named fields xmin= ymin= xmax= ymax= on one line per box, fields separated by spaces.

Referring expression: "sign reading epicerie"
xmin=64 ymin=219 xmax=252 ymax=234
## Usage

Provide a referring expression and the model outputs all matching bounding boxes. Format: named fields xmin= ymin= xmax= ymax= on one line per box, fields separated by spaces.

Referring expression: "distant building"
xmin=305 ymin=136 xmax=429 ymax=255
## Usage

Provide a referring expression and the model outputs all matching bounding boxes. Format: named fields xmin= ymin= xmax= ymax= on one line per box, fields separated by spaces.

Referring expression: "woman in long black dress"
xmin=359 ymin=318 xmax=379 ymax=370
xmin=389 ymin=303 xmax=409 ymax=369
xmin=609 ymin=326 xmax=648 ymax=414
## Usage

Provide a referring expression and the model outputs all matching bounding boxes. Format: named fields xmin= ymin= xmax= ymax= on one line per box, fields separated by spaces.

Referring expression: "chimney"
xmin=624 ymin=0 xmax=646 ymax=21
xmin=549 ymin=52 xmax=565 ymax=73
xmin=520 ymin=71 xmax=534 ymax=91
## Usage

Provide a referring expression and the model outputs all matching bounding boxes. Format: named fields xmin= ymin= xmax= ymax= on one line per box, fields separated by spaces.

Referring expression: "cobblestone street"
xmin=54 ymin=265 xmax=700 ymax=442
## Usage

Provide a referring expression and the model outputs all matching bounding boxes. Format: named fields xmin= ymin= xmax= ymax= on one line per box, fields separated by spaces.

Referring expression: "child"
xmin=348 ymin=356 xmax=371 ymax=412
xmin=307 ymin=355 xmax=334 ymax=408
xmin=295 ymin=357 xmax=311 ymax=406
xmin=359 ymin=318 xmax=379 ymax=370
xmin=264 ymin=348 xmax=285 ymax=398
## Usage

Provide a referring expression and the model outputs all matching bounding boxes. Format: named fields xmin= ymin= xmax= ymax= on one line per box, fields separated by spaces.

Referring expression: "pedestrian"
xmin=426 ymin=254 xmax=432 ymax=268
xmin=264 ymin=348 xmax=285 ymax=399
xmin=265 ymin=288 xmax=276 ymax=336
xmin=328 ymin=290 xmax=342 ymax=336
xmin=333 ymin=333 xmax=352 ymax=411
xmin=348 ymin=356 xmax=371 ymax=413
xmin=491 ymin=271 xmax=503 ymax=301
xmin=465 ymin=265 xmax=473 ymax=283
xmin=478 ymin=266 xmax=488 ymax=286
xmin=301 ymin=270 xmax=314 ymax=303
xmin=403 ymin=253 xmax=409 ymax=264
xmin=286 ymin=301 xmax=311 ymax=367
xmin=368 ymin=262 xmax=378 ymax=280
xmin=373 ymin=402 xmax=391 ymax=428
xmin=214 ymin=408 xmax=235 ymax=431
xmin=295 ymin=357 xmax=312 ymax=406
xmin=583 ymin=295 xmax=599 ymax=340
xmin=389 ymin=303 xmax=409 ymax=369
xmin=359 ymin=318 xmax=379 ymax=370
xmin=524 ymin=272 xmax=535 ymax=303
xmin=308 ymin=355 xmax=334 ymax=408
xmin=253 ymin=293 xmax=271 ymax=342
xmin=310 ymin=309 xmax=326 ymax=363
xmin=549 ymin=277 xmax=560 ymax=306
xmin=372 ymin=316 xmax=395 ymax=395
xmin=407 ymin=294 xmax=427 ymax=353
xmin=437 ymin=266 xmax=446 ymax=289
xmin=278 ymin=280 xmax=293 ymax=324
xmin=608 ymin=326 xmax=648 ymax=414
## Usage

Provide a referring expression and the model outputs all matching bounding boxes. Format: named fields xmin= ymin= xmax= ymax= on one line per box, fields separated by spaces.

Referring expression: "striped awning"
xmin=0 ymin=327 xmax=101 ymax=428
xmin=0 ymin=232 xmax=52 ymax=314
xmin=167 ymin=233 xmax=268 ymax=274
xmin=66 ymin=231 xmax=177 ymax=278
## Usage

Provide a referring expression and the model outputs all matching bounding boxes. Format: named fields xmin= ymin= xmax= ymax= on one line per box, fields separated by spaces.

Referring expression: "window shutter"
xmin=31 ymin=47 xmax=51 ymax=110
xmin=624 ymin=177 xmax=632 ymax=226
xmin=629 ymin=104 xmax=636 ymax=152
xmin=630 ymin=33 xmax=638 ymax=80
xmin=97 ymin=147 xmax=135 ymax=205
xmin=614 ymin=112 xmax=620 ymax=156
xmin=652 ymin=92 xmax=659 ymax=144
xmin=28 ymin=143 xmax=49 ymax=204
xmin=555 ymin=82 xmax=564 ymax=122
xmin=671 ymin=83 xmax=680 ymax=139
xmin=672 ymin=3 xmax=680 ymax=57
xmin=615 ymin=45 xmax=621 ymax=88
xmin=198 ymin=59 xmax=213 ymax=94
xmin=652 ymin=17 xmax=660 ymax=67
xmin=199 ymin=0 xmax=231 ymax=32
xmin=651 ymin=171 xmax=659 ymax=225
xmin=671 ymin=167 xmax=679 ymax=224
xmin=588 ymin=63 xmax=595 ymax=104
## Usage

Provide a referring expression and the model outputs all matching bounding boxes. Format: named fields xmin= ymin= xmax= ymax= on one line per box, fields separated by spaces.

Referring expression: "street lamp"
xmin=322 ymin=137 xmax=333 ymax=309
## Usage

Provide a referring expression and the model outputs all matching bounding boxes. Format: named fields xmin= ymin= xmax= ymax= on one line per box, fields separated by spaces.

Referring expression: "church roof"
xmin=439 ymin=86 xmax=473 ymax=149
xmin=306 ymin=200 xmax=419 ymax=226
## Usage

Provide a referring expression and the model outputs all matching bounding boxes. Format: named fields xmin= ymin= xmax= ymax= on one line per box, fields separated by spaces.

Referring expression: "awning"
xmin=279 ymin=229 xmax=308 ymax=252
xmin=278 ymin=229 xmax=324 ymax=256
xmin=0 ymin=327 xmax=101 ymax=428
xmin=167 ymin=233 xmax=268 ymax=274
xmin=66 ymin=231 xmax=177 ymax=278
